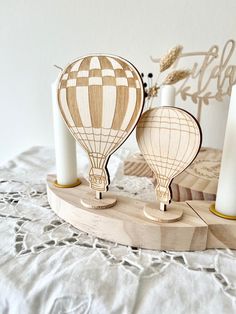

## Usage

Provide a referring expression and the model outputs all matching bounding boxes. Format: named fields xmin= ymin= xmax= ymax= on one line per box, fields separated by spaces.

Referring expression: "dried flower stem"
xmin=163 ymin=69 xmax=191 ymax=85
xmin=159 ymin=45 xmax=183 ymax=72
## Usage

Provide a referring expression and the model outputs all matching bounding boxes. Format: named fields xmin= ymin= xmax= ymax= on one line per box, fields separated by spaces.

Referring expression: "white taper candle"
xmin=215 ymin=85 xmax=236 ymax=216
xmin=160 ymin=85 xmax=176 ymax=107
xmin=52 ymin=79 xmax=78 ymax=186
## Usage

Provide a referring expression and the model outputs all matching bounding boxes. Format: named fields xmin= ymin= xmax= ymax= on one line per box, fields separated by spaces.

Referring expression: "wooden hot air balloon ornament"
xmin=57 ymin=54 xmax=144 ymax=209
xmin=136 ymin=107 xmax=202 ymax=222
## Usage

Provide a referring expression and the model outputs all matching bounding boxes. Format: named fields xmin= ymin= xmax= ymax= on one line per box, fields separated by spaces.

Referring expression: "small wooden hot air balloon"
xmin=57 ymin=54 xmax=144 ymax=208
xmin=136 ymin=106 xmax=202 ymax=222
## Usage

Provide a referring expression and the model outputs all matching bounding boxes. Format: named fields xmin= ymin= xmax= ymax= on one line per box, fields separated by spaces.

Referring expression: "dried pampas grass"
xmin=143 ymin=44 xmax=192 ymax=110
xmin=159 ymin=45 xmax=183 ymax=72
xmin=163 ymin=69 xmax=191 ymax=85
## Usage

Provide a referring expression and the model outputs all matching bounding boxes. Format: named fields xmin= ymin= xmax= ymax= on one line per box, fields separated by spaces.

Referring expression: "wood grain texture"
xmin=124 ymin=148 xmax=221 ymax=202
xmin=57 ymin=54 xmax=144 ymax=194
xmin=124 ymin=153 xmax=154 ymax=177
xmin=144 ymin=203 xmax=183 ymax=223
xmin=188 ymin=200 xmax=236 ymax=249
xmin=171 ymin=148 xmax=221 ymax=201
xmin=136 ymin=107 xmax=201 ymax=207
xmin=47 ymin=175 xmax=207 ymax=251
xmin=81 ymin=194 xmax=117 ymax=209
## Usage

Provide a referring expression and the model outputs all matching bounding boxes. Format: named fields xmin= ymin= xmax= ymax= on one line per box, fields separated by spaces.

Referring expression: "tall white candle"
xmin=215 ymin=85 xmax=236 ymax=216
xmin=160 ymin=85 xmax=176 ymax=107
xmin=52 ymin=79 xmax=78 ymax=186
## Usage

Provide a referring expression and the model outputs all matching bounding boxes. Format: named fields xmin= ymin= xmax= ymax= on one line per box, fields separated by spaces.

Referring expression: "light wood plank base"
xmin=47 ymin=175 xmax=236 ymax=251
xmin=188 ymin=200 xmax=236 ymax=249
xmin=47 ymin=175 xmax=207 ymax=251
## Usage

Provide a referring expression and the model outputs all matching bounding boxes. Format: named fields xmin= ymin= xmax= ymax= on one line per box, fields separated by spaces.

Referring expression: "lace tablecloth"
xmin=0 ymin=147 xmax=236 ymax=314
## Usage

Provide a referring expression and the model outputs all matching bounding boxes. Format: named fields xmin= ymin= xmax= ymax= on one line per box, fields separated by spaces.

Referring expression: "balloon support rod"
xmin=160 ymin=202 xmax=167 ymax=211
xmin=96 ymin=191 xmax=102 ymax=200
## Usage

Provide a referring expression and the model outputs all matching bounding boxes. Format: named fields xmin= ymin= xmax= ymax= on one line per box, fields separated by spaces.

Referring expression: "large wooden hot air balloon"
xmin=57 ymin=54 xmax=144 ymax=198
xmin=137 ymin=106 xmax=201 ymax=221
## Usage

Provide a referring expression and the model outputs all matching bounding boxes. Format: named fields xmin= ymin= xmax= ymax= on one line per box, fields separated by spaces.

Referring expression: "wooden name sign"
xmin=57 ymin=54 xmax=144 ymax=200
xmin=151 ymin=39 xmax=236 ymax=121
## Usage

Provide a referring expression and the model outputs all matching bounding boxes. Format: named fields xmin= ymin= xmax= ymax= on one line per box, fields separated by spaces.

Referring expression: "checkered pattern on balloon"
xmin=58 ymin=56 xmax=143 ymax=192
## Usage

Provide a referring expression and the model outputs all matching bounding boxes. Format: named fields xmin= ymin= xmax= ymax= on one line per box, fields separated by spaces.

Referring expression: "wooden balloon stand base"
xmin=47 ymin=175 xmax=236 ymax=251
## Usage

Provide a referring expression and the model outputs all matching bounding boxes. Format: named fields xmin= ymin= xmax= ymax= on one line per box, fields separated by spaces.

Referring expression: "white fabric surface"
xmin=0 ymin=146 xmax=236 ymax=314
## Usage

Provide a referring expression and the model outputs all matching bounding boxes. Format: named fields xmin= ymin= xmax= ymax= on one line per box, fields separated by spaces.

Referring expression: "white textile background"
xmin=0 ymin=147 xmax=236 ymax=314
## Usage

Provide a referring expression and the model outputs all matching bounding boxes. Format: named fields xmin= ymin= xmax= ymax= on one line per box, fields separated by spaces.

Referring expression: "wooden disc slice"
xmin=81 ymin=194 xmax=117 ymax=209
xmin=171 ymin=147 xmax=221 ymax=201
xmin=144 ymin=203 xmax=184 ymax=223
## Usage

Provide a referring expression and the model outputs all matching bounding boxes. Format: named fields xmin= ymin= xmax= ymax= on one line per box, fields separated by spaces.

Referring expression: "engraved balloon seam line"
xmin=138 ymin=114 xmax=160 ymax=196
xmin=91 ymin=57 xmax=102 ymax=162
xmin=137 ymin=126 xmax=199 ymax=135
xmin=148 ymin=166 xmax=187 ymax=181
xmin=143 ymin=155 xmax=187 ymax=164
xmin=136 ymin=126 xmax=199 ymax=135
xmin=167 ymin=109 xmax=183 ymax=184
xmin=171 ymin=111 xmax=195 ymax=179
xmin=170 ymin=110 xmax=200 ymax=179
xmin=137 ymin=118 xmax=199 ymax=128
xmin=138 ymin=116 xmax=198 ymax=124
xmin=175 ymin=116 xmax=196 ymax=179
xmin=142 ymin=116 xmax=156 ymax=188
